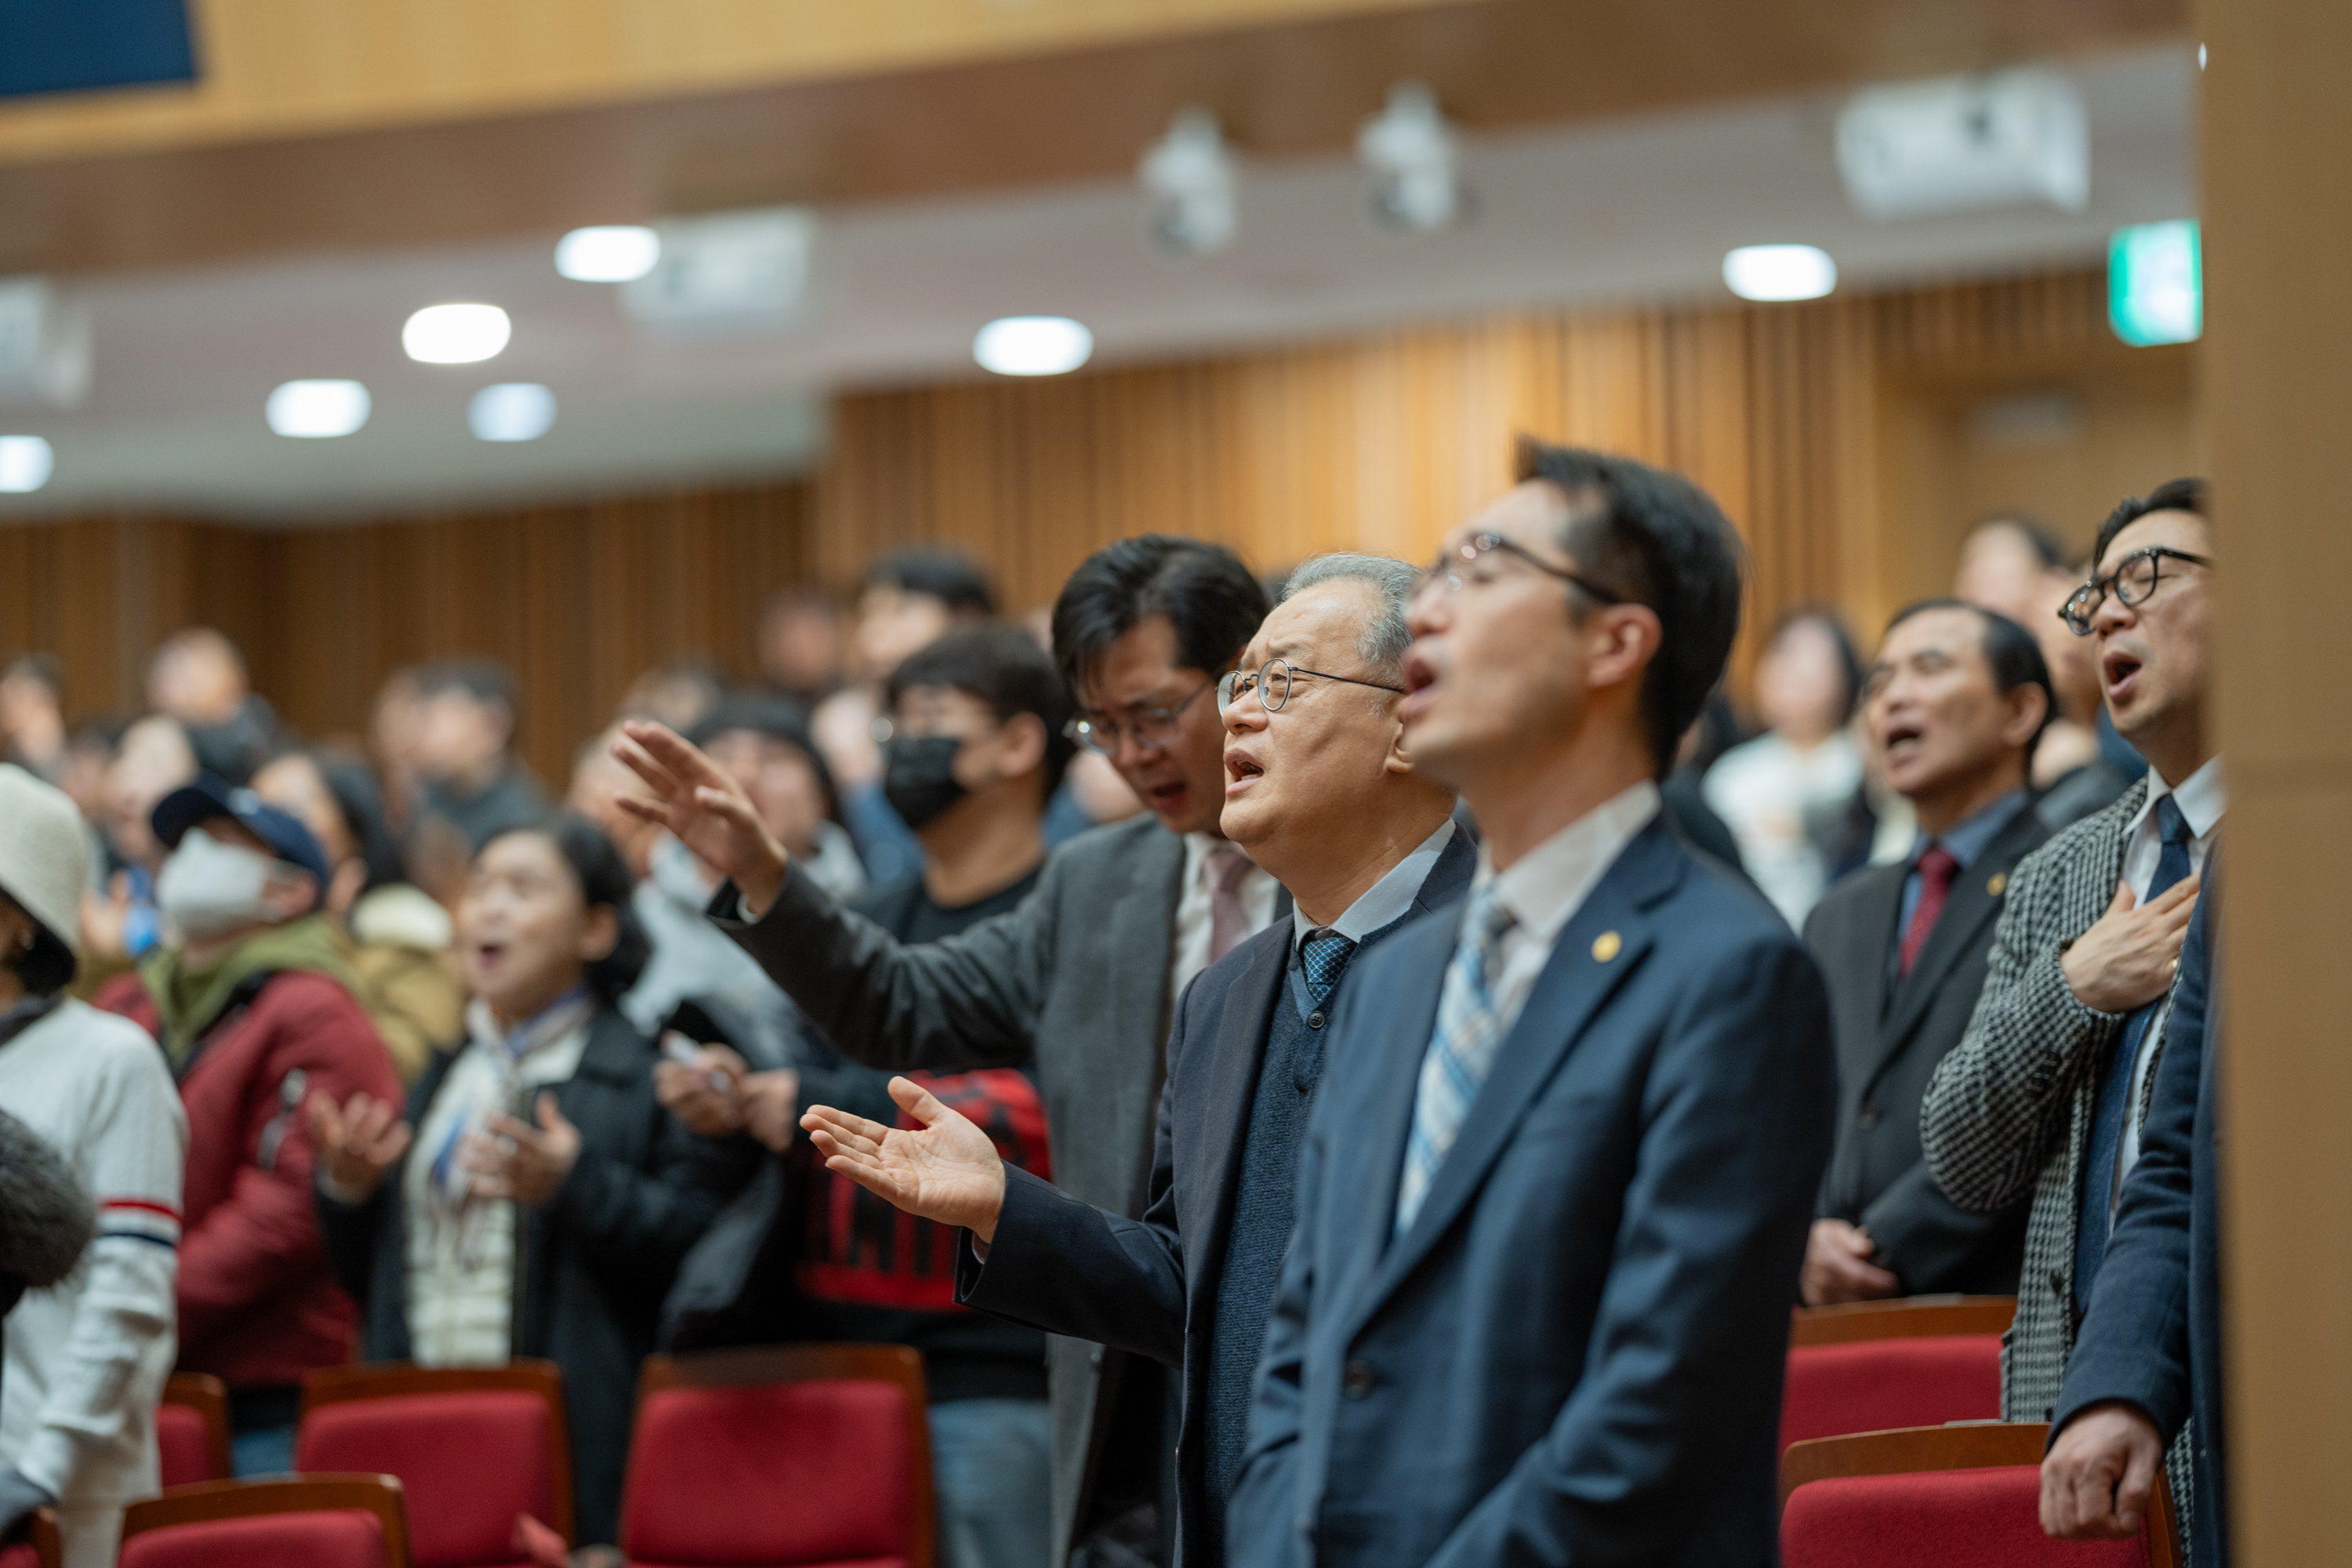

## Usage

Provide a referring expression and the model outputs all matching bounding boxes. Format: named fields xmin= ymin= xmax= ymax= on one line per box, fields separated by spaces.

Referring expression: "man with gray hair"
xmin=797 ymin=553 xmax=1472 ymax=1568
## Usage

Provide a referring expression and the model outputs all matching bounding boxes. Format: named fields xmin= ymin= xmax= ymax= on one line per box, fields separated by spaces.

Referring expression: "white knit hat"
xmin=0 ymin=764 xmax=89 ymax=953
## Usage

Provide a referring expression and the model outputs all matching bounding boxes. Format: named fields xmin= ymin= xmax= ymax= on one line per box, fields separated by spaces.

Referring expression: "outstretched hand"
xmin=610 ymin=721 xmax=791 ymax=915
xmin=310 ymin=1090 xmax=414 ymax=1200
xmin=465 ymin=1094 xmax=583 ymax=1207
xmin=802 ymin=1077 xmax=1009 ymax=1243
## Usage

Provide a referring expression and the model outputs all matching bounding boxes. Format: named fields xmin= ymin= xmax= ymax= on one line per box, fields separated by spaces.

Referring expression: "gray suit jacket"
xmin=716 ymin=814 xmax=1192 ymax=1564
xmin=1917 ymin=778 xmax=2196 ymax=1541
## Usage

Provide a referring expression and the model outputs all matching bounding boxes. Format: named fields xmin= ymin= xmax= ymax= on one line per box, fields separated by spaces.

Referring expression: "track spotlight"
xmin=1358 ymin=82 xmax=1466 ymax=233
xmin=1138 ymin=108 xmax=1238 ymax=258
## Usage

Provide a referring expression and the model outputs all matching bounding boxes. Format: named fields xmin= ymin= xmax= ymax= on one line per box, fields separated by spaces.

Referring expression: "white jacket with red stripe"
xmin=0 ymin=998 xmax=187 ymax=1507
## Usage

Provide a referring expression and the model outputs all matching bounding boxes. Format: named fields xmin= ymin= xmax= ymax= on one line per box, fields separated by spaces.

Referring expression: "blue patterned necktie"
xmin=1298 ymin=928 xmax=1356 ymax=1011
xmin=1395 ymin=885 xmax=1517 ymax=1236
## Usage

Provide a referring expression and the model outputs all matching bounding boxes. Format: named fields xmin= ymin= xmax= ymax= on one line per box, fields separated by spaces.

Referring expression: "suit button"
xmin=1857 ymin=1103 xmax=1883 ymax=1130
xmin=1307 ymin=1011 xmax=1326 ymax=1030
xmin=1341 ymin=1360 xmax=1375 ymax=1399
xmin=2049 ymin=1269 xmax=2067 ymax=1299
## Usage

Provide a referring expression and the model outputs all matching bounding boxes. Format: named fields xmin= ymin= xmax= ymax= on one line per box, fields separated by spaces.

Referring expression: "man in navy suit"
xmin=800 ymin=554 xmax=1474 ymax=1568
xmin=2042 ymin=888 xmax=2225 ymax=1565
xmin=1228 ymin=443 xmax=1837 ymax=1568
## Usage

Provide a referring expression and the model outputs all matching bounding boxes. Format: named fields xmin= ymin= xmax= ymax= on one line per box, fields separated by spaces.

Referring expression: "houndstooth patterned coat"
xmin=1919 ymin=775 xmax=2198 ymax=1558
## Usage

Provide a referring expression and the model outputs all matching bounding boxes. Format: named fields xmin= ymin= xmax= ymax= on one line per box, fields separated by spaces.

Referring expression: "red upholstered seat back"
xmin=1782 ymin=1466 xmax=2153 ymax=1567
xmin=296 ymin=1390 xmax=557 ymax=1567
xmin=622 ymin=1378 xmax=915 ymax=1567
xmin=158 ymin=1401 xmax=219 ymax=1487
xmin=0 ymin=1543 xmax=38 ymax=1568
xmin=1780 ymin=1334 xmax=2002 ymax=1452
xmin=117 ymin=1510 xmax=390 ymax=1568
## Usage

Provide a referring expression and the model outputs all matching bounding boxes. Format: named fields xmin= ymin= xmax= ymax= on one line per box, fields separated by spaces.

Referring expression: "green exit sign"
xmin=2109 ymin=220 xmax=2201 ymax=346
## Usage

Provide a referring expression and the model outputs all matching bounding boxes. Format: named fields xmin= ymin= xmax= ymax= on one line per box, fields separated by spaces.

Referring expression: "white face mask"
xmin=154 ymin=827 xmax=284 ymax=940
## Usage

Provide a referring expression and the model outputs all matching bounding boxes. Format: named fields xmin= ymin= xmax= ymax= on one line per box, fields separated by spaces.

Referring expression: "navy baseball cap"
xmin=152 ymin=774 xmax=333 ymax=891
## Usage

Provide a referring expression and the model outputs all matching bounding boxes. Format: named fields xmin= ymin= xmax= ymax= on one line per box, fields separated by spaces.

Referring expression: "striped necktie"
xmin=1394 ymin=885 xmax=1516 ymax=1236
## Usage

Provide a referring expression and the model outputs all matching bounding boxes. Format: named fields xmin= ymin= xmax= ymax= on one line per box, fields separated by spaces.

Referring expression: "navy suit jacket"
xmin=1228 ymin=817 xmax=1836 ymax=1568
xmin=957 ymin=828 xmax=1479 ymax=1567
xmin=2053 ymin=888 xmax=2225 ymax=1566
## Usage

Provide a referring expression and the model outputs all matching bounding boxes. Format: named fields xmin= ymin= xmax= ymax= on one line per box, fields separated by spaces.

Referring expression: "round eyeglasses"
xmin=1216 ymin=658 xmax=1405 ymax=717
xmin=1063 ymin=679 xmax=1214 ymax=757
xmin=1415 ymin=531 xmax=1628 ymax=603
xmin=2059 ymin=546 xmax=2213 ymax=637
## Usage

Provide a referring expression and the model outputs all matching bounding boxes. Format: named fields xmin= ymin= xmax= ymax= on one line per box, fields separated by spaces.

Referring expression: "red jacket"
xmin=98 ymin=967 xmax=401 ymax=1392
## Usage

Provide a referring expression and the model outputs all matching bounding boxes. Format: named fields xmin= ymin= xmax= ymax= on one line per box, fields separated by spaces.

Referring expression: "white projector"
xmin=622 ymin=207 xmax=815 ymax=328
xmin=1835 ymin=67 xmax=2089 ymax=220
xmin=0 ymin=277 xmax=92 ymax=409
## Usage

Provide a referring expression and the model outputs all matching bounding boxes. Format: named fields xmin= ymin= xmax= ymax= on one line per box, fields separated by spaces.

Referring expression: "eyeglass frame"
xmin=1215 ymin=657 xmax=1406 ymax=718
xmin=2059 ymin=545 xmax=2215 ymax=637
xmin=1417 ymin=530 xmax=1629 ymax=605
xmin=1062 ymin=677 xmax=1216 ymax=757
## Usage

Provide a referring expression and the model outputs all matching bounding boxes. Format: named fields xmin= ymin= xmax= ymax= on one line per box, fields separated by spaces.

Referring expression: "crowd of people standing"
xmin=0 ymin=443 xmax=2226 ymax=1567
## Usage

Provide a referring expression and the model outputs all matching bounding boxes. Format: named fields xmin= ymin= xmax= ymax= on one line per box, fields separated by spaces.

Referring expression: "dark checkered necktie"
xmin=1298 ymin=928 xmax=1357 ymax=1010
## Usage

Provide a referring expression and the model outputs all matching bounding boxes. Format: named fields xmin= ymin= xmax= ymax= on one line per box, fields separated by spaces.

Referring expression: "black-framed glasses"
xmin=1416 ymin=531 xmax=1628 ymax=604
xmin=1063 ymin=679 xmax=1214 ymax=757
xmin=1217 ymin=658 xmax=1406 ymax=717
xmin=2060 ymin=546 xmax=2214 ymax=637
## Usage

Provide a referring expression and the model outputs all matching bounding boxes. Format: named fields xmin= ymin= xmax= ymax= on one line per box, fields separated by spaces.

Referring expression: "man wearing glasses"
xmin=797 ymin=554 xmax=1473 ymax=1568
xmin=612 ymin=535 xmax=1274 ymax=1568
xmin=1922 ymin=477 xmax=2217 ymax=1550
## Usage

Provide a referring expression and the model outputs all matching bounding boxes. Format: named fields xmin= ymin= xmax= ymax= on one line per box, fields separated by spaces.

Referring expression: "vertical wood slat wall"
xmin=0 ymin=267 xmax=2132 ymax=789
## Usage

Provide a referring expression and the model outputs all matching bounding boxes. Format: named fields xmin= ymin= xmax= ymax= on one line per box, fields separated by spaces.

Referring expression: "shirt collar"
xmin=1474 ymin=780 xmax=1663 ymax=949
xmin=1911 ymin=789 xmax=2030 ymax=872
xmin=1291 ymin=817 xmax=1458 ymax=944
xmin=2129 ymin=754 xmax=2227 ymax=844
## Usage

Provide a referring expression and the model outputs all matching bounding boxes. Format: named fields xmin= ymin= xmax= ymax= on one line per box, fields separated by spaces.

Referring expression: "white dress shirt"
xmin=1474 ymin=781 xmax=1662 ymax=1036
xmin=1291 ymin=818 xmax=1459 ymax=943
xmin=1173 ymin=832 xmax=1281 ymax=999
xmin=2119 ymin=755 xmax=2224 ymax=902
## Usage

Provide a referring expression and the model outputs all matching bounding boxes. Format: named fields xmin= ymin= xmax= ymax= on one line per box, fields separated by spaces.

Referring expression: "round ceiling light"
xmin=0 ymin=435 xmax=54 ymax=493
xmin=470 ymin=383 xmax=557 ymax=442
xmin=403 ymin=303 xmax=512 ymax=365
xmin=266 ymin=380 xmax=372 ymax=438
xmin=974 ymin=317 xmax=1094 ymax=376
xmin=1722 ymin=245 xmax=1838 ymax=302
xmin=555 ymin=226 xmax=662 ymax=283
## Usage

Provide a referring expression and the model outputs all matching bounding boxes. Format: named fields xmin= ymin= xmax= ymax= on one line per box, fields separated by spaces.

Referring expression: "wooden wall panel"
xmin=1 ymin=267 xmax=2193 ymax=794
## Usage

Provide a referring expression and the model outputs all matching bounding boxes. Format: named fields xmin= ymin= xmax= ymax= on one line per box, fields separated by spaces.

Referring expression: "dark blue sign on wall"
xmin=1 ymin=0 xmax=198 ymax=99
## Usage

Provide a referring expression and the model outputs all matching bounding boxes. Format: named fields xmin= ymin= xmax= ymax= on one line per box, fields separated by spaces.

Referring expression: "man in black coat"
xmin=798 ymin=554 xmax=1469 ymax=1568
xmin=1799 ymin=600 xmax=2055 ymax=1304
xmin=2042 ymin=888 xmax=2224 ymax=1565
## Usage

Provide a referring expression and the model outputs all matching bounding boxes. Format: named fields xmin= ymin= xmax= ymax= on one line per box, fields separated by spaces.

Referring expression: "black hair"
xmin=1514 ymin=441 xmax=1748 ymax=777
xmin=2093 ymin=477 xmax=2208 ymax=571
xmin=483 ymin=814 xmax=650 ymax=1007
xmin=0 ymin=891 xmax=75 ymax=998
xmin=688 ymin=691 xmax=838 ymax=818
xmin=1050 ymin=535 xmax=1269 ymax=704
xmin=1763 ymin=607 xmax=1866 ymax=725
xmin=418 ymin=657 xmax=521 ymax=725
xmin=1880 ymin=597 xmax=2057 ymax=767
xmin=270 ymin=746 xmax=405 ymax=892
xmin=888 ymin=623 xmax=1077 ymax=800
xmin=1966 ymin=514 xmax=2071 ymax=571
xmin=0 ymin=652 xmax=64 ymax=702
xmin=864 ymin=549 xmax=998 ymax=618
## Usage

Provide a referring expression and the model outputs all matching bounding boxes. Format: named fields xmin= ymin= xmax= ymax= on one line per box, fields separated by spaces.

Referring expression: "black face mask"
xmin=883 ymin=735 xmax=969 ymax=830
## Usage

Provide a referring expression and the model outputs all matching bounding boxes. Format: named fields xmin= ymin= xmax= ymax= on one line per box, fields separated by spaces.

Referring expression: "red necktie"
xmin=1207 ymin=844 xmax=1255 ymax=964
xmin=1898 ymin=845 xmax=1961 ymax=978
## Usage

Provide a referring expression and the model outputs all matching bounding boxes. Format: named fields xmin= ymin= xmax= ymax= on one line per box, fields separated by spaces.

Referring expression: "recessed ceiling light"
xmin=974 ymin=317 xmax=1094 ymax=376
xmin=1722 ymin=244 xmax=1838 ymax=302
xmin=267 ymin=380 xmax=371 ymax=438
xmin=470 ymin=383 xmax=557 ymax=441
xmin=0 ymin=435 xmax=54 ymax=492
xmin=403 ymin=303 xmax=511 ymax=365
xmin=556 ymin=226 xmax=662 ymax=283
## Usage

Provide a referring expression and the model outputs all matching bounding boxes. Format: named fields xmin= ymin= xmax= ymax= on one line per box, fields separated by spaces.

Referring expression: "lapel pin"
xmin=1592 ymin=931 xmax=1622 ymax=963
xmin=1987 ymin=873 xmax=2008 ymax=897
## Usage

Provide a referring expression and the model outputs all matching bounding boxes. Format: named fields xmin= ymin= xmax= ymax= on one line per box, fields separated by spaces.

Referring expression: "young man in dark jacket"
xmin=96 ymin=775 xmax=401 ymax=1474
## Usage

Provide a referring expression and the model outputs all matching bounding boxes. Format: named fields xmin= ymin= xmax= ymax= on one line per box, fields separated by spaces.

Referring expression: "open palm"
xmin=802 ymin=1077 xmax=1010 ymax=1243
xmin=611 ymin=720 xmax=789 ymax=906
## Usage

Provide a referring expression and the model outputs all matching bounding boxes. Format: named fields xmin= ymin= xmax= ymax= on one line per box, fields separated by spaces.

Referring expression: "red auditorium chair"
xmin=115 ymin=1475 xmax=413 ymax=1568
xmin=1780 ymin=1422 xmax=2180 ymax=1568
xmin=620 ymin=1344 xmax=935 ymax=1568
xmin=158 ymin=1371 xmax=233 ymax=1487
xmin=296 ymin=1362 xmax=572 ymax=1568
xmin=0 ymin=1506 xmax=60 ymax=1568
xmin=1781 ymin=1295 xmax=2013 ymax=1453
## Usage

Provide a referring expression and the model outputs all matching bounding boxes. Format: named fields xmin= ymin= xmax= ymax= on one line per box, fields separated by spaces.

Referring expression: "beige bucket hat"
xmin=0 ymin=764 xmax=89 ymax=952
